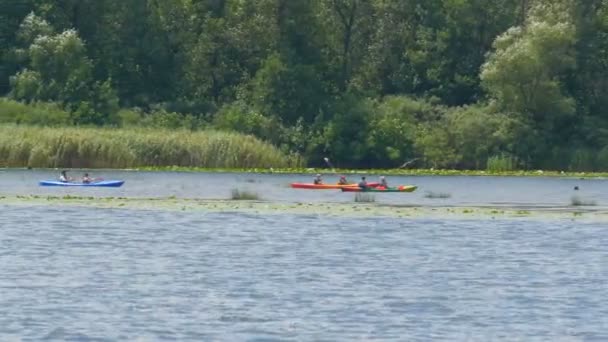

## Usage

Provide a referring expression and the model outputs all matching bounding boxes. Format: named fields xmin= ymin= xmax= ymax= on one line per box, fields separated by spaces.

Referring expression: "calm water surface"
xmin=1 ymin=205 xmax=607 ymax=340
xmin=1 ymin=169 xmax=607 ymax=208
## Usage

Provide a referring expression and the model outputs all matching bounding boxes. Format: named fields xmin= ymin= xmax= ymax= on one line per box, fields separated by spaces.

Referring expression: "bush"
xmin=140 ymin=109 xmax=202 ymax=130
xmin=321 ymin=93 xmax=374 ymax=167
xmin=0 ymin=98 xmax=71 ymax=125
xmin=366 ymin=96 xmax=423 ymax=166
xmin=213 ymin=101 xmax=281 ymax=141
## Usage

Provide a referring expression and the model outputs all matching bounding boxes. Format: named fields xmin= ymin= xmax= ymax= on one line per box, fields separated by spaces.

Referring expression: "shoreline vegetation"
xmin=2 ymin=166 xmax=608 ymax=179
xmin=2 ymin=3 xmax=608 ymax=173
xmin=0 ymin=125 xmax=302 ymax=169
xmin=1 ymin=195 xmax=607 ymax=223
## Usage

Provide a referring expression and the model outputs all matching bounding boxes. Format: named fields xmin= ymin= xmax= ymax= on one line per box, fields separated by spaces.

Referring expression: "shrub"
xmin=0 ymin=98 xmax=71 ymax=125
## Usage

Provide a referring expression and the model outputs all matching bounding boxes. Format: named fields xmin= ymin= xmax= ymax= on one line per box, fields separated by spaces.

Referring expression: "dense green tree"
xmin=0 ymin=0 xmax=36 ymax=94
xmin=1 ymin=0 xmax=608 ymax=170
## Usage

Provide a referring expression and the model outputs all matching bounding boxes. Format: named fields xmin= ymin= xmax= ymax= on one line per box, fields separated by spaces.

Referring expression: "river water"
xmin=1 ymin=169 xmax=607 ymax=207
xmin=1 ymin=170 xmax=607 ymax=340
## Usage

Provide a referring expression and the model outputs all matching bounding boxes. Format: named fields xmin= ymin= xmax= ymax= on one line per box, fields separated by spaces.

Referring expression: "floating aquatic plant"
xmin=424 ymin=191 xmax=452 ymax=199
xmin=231 ymin=188 xmax=260 ymax=200
xmin=354 ymin=193 xmax=375 ymax=203
xmin=570 ymin=196 xmax=596 ymax=206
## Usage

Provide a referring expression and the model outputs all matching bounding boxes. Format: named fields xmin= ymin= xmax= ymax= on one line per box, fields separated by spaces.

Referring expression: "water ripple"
xmin=0 ymin=205 xmax=606 ymax=340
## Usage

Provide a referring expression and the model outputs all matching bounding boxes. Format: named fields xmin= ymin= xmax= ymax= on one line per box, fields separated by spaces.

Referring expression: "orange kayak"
xmin=291 ymin=182 xmax=380 ymax=189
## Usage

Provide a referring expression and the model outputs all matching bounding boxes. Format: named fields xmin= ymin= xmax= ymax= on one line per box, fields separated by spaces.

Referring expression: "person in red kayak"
xmin=379 ymin=176 xmax=388 ymax=188
xmin=313 ymin=174 xmax=323 ymax=185
xmin=338 ymin=175 xmax=348 ymax=185
xmin=358 ymin=176 xmax=368 ymax=189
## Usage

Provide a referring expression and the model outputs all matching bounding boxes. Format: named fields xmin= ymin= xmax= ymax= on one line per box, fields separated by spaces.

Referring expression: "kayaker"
xmin=379 ymin=176 xmax=388 ymax=188
xmin=358 ymin=176 xmax=368 ymax=189
xmin=82 ymin=173 xmax=93 ymax=184
xmin=59 ymin=170 xmax=71 ymax=182
xmin=313 ymin=174 xmax=323 ymax=185
xmin=338 ymin=175 xmax=348 ymax=185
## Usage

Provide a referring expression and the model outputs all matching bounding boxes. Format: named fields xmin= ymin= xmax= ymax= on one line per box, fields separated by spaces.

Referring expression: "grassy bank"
xmin=0 ymin=125 xmax=302 ymax=169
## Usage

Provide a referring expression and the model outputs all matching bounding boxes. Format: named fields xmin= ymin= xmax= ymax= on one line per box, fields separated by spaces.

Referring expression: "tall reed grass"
xmin=0 ymin=125 xmax=302 ymax=169
xmin=486 ymin=154 xmax=517 ymax=172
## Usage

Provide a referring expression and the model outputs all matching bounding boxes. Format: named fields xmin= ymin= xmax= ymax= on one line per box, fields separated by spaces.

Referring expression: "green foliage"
xmin=366 ymin=96 xmax=425 ymax=166
xmin=247 ymin=53 xmax=327 ymax=124
xmin=213 ymin=101 xmax=278 ymax=140
xmin=1 ymin=1 xmax=608 ymax=171
xmin=0 ymin=98 xmax=70 ymax=125
xmin=321 ymin=93 xmax=373 ymax=167
xmin=481 ymin=1 xmax=577 ymax=138
xmin=9 ymin=13 xmax=119 ymax=125
xmin=0 ymin=125 xmax=301 ymax=169
xmin=487 ymin=154 xmax=517 ymax=172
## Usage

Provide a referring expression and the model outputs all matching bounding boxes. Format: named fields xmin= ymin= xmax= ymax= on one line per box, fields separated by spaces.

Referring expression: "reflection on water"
xmin=0 ymin=205 xmax=607 ymax=340
xmin=0 ymin=169 xmax=607 ymax=208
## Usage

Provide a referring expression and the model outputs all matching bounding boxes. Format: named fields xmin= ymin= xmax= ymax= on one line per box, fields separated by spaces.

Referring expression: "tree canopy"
xmin=1 ymin=0 xmax=608 ymax=170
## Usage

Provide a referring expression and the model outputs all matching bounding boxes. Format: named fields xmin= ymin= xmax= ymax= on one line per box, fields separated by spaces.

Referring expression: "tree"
xmin=481 ymin=1 xmax=576 ymax=130
xmin=9 ymin=13 xmax=118 ymax=125
xmin=0 ymin=2 xmax=36 ymax=94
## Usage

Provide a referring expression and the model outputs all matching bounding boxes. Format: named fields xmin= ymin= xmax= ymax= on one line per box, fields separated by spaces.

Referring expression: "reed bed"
xmin=0 ymin=125 xmax=302 ymax=169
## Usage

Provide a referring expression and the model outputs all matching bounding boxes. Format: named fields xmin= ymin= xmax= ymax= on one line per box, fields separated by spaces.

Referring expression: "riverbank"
xmin=3 ymin=166 xmax=608 ymax=179
xmin=2 ymin=195 xmax=607 ymax=222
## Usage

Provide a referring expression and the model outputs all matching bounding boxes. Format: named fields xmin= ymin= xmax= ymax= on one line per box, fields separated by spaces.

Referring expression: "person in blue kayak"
xmin=358 ymin=176 xmax=368 ymax=189
xmin=379 ymin=176 xmax=388 ymax=188
xmin=313 ymin=174 xmax=323 ymax=185
xmin=338 ymin=175 xmax=348 ymax=185
xmin=82 ymin=173 xmax=93 ymax=184
xmin=59 ymin=170 xmax=72 ymax=182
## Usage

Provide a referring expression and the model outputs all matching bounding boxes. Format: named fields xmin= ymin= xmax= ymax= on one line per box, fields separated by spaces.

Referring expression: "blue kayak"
xmin=39 ymin=180 xmax=125 ymax=187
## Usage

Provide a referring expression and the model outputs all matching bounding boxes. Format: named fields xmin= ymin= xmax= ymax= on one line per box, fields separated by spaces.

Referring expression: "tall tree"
xmin=0 ymin=0 xmax=35 ymax=94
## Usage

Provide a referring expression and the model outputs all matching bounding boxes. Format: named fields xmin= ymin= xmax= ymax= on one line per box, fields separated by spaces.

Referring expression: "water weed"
xmin=355 ymin=193 xmax=375 ymax=203
xmin=424 ymin=191 xmax=452 ymax=199
xmin=570 ymin=196 xmax=597 ymax=206
xmin=231 ymin=189 xmax=260 ymax=200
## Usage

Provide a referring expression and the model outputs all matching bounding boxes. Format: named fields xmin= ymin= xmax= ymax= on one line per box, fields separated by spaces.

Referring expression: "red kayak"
xmin=291 ymin=182 xmax=380 ymax=189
